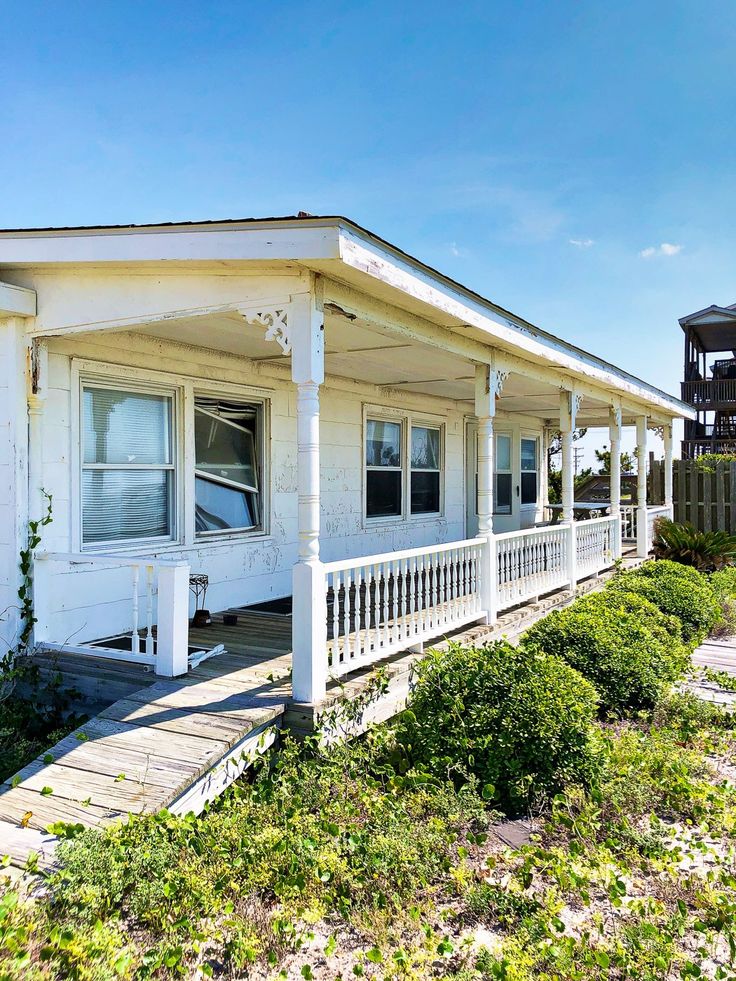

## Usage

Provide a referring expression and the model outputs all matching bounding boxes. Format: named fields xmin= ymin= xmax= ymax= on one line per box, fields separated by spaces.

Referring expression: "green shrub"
xmin=607 ymin=559 xmax=721 ymax=645
xmin=521 ymin=591 xmax=689 ymax=714
xmin=710 ymin=566 xmax=736 ymax=603
xmin=652 ymin=517 xmax=736 ymax=572
xmin=394 ymin=641 xmax=602 ymax=813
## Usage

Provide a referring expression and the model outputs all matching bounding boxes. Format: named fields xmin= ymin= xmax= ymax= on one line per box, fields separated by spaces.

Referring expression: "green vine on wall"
xmin=16 ymin=490 xmax=53 ymax=657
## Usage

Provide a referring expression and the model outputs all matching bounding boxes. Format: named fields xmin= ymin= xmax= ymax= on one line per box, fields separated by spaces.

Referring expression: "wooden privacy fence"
xmin=649 ymin=457 xmax=736 ymax=532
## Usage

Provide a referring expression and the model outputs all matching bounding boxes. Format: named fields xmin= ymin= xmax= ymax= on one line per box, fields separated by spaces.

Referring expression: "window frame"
xmin=193 ymin=398 xmax=265 ymax=538
xmin=410 ymin=423 xmax=443 ymax=517
xmin=72 ymin=360 xmax=272 ymax=553
xmin=79 ymin=378 xmax=180 ymax=550
xmin=494 ymin=431 xmax=513 ymax=516
xmin=362 ymin=405 xmax=445 ymax=527
xmin=520 ymin=433 xmax=540 ymax=510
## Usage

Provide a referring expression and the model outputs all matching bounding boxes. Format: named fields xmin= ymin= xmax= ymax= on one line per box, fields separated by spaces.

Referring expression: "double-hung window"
xmin=410 ymin=425 xmax=441 ymax=514
xmin=365 ymin=414 xmax=444 ymax=521
xmin=365 ymin=419 xmax=403 ymax=518
xmin=194 ymin=397 xmax=262 ymax=534
xmin=81 ymin=384 xmax=175 ymax=545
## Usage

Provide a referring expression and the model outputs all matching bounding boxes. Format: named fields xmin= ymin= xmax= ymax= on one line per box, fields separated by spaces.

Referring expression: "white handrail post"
xmin=663 ymin=422 xmax=674 ymax=520
xmin=476 ymin=363 xmax=506 ymax=625
xmin=636 ymin=415 xmax=649 ymax=557
xmin=291 ymin=289 xmax=328 ymax=704
xmin=609 ymin=406 xmax=623 ymax=560
xmin=567 ymin=522 xmax=578 ymax=590
xmin=156 ymin=563 xmax=190 ymax=677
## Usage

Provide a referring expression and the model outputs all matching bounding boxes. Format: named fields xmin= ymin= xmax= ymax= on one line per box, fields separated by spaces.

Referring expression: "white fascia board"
xmin=0 ymin=281 xmax=36 ymax=317
xmin=337 ymin=224 xmax=693 ymax=420
xmin=0 ymin=221 xmax=342 ymax=265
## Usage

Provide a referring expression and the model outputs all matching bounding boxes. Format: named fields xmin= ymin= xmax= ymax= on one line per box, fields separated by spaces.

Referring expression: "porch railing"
xmin=646 ymin=504 xmax=672 ymax=543
xmin=575 ymin=515 xmax=617 ymax=579
xmin=495 ymin=524 xmax=570 ymax=610
xmin=322 ymin=538 xmax=485 ymax=678
xmin=34 ymin=552 xmax=191 ymax=677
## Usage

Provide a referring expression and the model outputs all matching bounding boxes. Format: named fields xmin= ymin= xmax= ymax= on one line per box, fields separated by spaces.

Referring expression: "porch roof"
xmin=0 ymin=214 xmax=693 ymax=422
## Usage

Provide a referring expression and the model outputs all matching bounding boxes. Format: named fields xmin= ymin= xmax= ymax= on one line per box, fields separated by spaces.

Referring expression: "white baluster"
xmin=145 ymin=565 xmax=155 ymax=657
xmin=332 ymin=570 xmax=342 ymax=667
xmin=131 ymin=565 xmax=140 ymax=655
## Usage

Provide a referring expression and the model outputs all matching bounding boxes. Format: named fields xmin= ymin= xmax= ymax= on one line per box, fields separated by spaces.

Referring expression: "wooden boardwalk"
xmin=689 ymin=636 xmax=736 ymax=709
xmin=0 ymin=611 xmax=293 ymax=873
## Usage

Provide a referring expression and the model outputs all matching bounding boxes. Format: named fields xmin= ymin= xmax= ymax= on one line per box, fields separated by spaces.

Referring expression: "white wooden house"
xmin=0 ymin=216 xmax=692 ymax=705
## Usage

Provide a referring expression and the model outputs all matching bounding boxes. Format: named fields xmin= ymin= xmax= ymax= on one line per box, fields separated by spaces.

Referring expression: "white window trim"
xmin=71 ymin=359 xmax=272 ymax=553
xmin=494 ymin=430 xmax=513 ymax=516
xmin=362 ymin=404 xmax=446 ymax=528
xmin=520 ymin=432 xmax=540 ymax=512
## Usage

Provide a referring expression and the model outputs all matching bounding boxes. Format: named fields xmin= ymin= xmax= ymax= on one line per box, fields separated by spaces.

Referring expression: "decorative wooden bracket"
xmin=239 ymin=306 xmax=291 ymax=355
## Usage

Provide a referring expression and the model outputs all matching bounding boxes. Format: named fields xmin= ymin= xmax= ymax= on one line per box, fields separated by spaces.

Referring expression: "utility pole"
xmin=573 ymin=446 xmax=585 ymax=476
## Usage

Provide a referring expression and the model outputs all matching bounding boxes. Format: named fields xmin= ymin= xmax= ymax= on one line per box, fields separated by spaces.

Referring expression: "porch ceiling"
xmin=132 ymin=307 xmax=613 ymax=424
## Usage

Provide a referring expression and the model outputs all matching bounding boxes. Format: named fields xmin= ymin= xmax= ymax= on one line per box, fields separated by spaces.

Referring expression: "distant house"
xmin=0 ymin=216 xmax=691 ymax=703
xmin=680 ymin=303 xmax=736 ymax=458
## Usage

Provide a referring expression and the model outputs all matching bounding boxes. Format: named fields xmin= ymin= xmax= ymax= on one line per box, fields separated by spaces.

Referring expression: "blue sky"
xmin=2 ymin=0 xmax=735 ymax=459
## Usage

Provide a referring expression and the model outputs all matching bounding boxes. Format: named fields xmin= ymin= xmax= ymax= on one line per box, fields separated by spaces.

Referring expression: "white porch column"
xmin=291 ymin=291 xmax=328 ymax=704
xmin=609 ymin=406 xmax=623 ymax=560
xmin=635 ymin=415 xmax=649 ymax=557
xmin=560 ymin=390 xmax=580 ymax=588
xmin=475 ymin=363 xmax=506 ymax=624
xmin=663 ymin=422 xmax=674 ymax=518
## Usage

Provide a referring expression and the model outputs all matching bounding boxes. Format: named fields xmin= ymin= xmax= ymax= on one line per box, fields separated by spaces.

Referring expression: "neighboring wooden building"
xmin=0 ymin=215 xmax=691 ymax=705
xmin=680 ymin=303 xmax=736 ymax=458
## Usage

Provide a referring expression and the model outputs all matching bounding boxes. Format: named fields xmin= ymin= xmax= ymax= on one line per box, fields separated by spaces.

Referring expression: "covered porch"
xmin=28 ymin=278 xmax=678 ymax=706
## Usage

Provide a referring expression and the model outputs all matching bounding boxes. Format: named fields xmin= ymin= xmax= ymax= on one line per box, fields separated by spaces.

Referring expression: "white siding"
xmin=0 ymin=319 xmax=28 ymax=655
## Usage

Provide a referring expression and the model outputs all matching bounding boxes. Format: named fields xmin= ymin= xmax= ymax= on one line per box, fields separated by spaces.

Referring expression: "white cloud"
xmin=569 ymin=238 xmax=594 ymax=248
xmin=449 ymin=241 xmax=469 ymax=257
xmin=639 ymin=242 xmax=683 ymax=258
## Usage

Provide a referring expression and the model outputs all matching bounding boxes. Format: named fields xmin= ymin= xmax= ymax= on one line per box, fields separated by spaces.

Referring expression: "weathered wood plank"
xmin=717 ymin=462 xmax=727 ymax=530
xmin=0 ymin=788 xmax=121 ymax=831
xmin=12 ymin=763 xmax=179 ymax=813
xmin=97 ymin=698 xmax=279 ymax=744
xmin=730 ymin=462 xmax=736 ymax=533
xmin=691 ymin=462 xmax=699 ymax=527
xmin=0 ymin=820 xmax=58 ymax=870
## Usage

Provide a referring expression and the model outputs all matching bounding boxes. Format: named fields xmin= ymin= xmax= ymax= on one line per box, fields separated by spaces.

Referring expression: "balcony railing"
xmin=681 ymin=378 xmax=736 ymax=408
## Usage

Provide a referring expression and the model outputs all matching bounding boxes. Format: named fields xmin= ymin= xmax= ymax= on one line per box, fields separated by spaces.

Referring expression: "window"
xmin=521 ymin=437 xmax=538 ymax=506
xmin=366 ymin=419 xmax=403 ymax=518
xmin=411 ymin=425 xmax=441 ymax=514
xmin=495 ymin=433 xmax=512 ymax=514
xmin=194 ymin=397 xmax=262 ymax=534
xmin=82 ymin=385 xmax=175 ymax=545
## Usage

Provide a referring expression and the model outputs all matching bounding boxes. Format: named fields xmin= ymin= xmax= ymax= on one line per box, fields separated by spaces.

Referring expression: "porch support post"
xmin=663 ymin=422 xmax=674 ymax=518
xmin=156 ymin=563 xmax=191 ymax=677
xmin=291 ymin=290 xmax=327 ymax=704
xmin=635 ymin=415 xmax=649 ymax=557
xmin=609 ymin=406 xmax=623 ymax=560
xmin=475 ymin=362 xmax=505 ymax=624
xmin=560 ymin=390 xmax=580 ymax=588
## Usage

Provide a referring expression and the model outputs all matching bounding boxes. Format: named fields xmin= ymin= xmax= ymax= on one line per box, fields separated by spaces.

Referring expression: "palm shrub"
xmin=521 ymin=590 xmax=690 ymax=714
xmin=652 ymin=517 xmax=736 ymax=572
xmin=394 ymin=641 xmax=602 ymax=813
xmin=607 ymin=559 xmax=721 ymax=645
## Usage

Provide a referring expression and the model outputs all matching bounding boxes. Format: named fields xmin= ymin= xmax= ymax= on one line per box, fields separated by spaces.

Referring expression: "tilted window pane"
xmin=366 ymin=469 xmax=402 ymax=517
xmin=521 ymin=472 xmax=538 ymax=505
xmin=366 ymin=420 xmax=401 ymax=468
xmin=521 ymin=438 xmax=537 ymax=472
xmin=194 ymin=408 xmax=258 ymax=491
xmin=195 ymin=476 xmax=258 ymax=532
xmin=411 ymin=470 xmax=440 ymax=514
xmin=82 ymin=470 xmax=172 ymax=543
xmin=411 ymin=426 xmax=440 ymax=469
xmin=496 ymin=472 xmax=512 ymax=514
xmin=83 ymin=388 xmax=172 ymax=465
xmin=496 ymin=434 xmax=512 ymax=472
